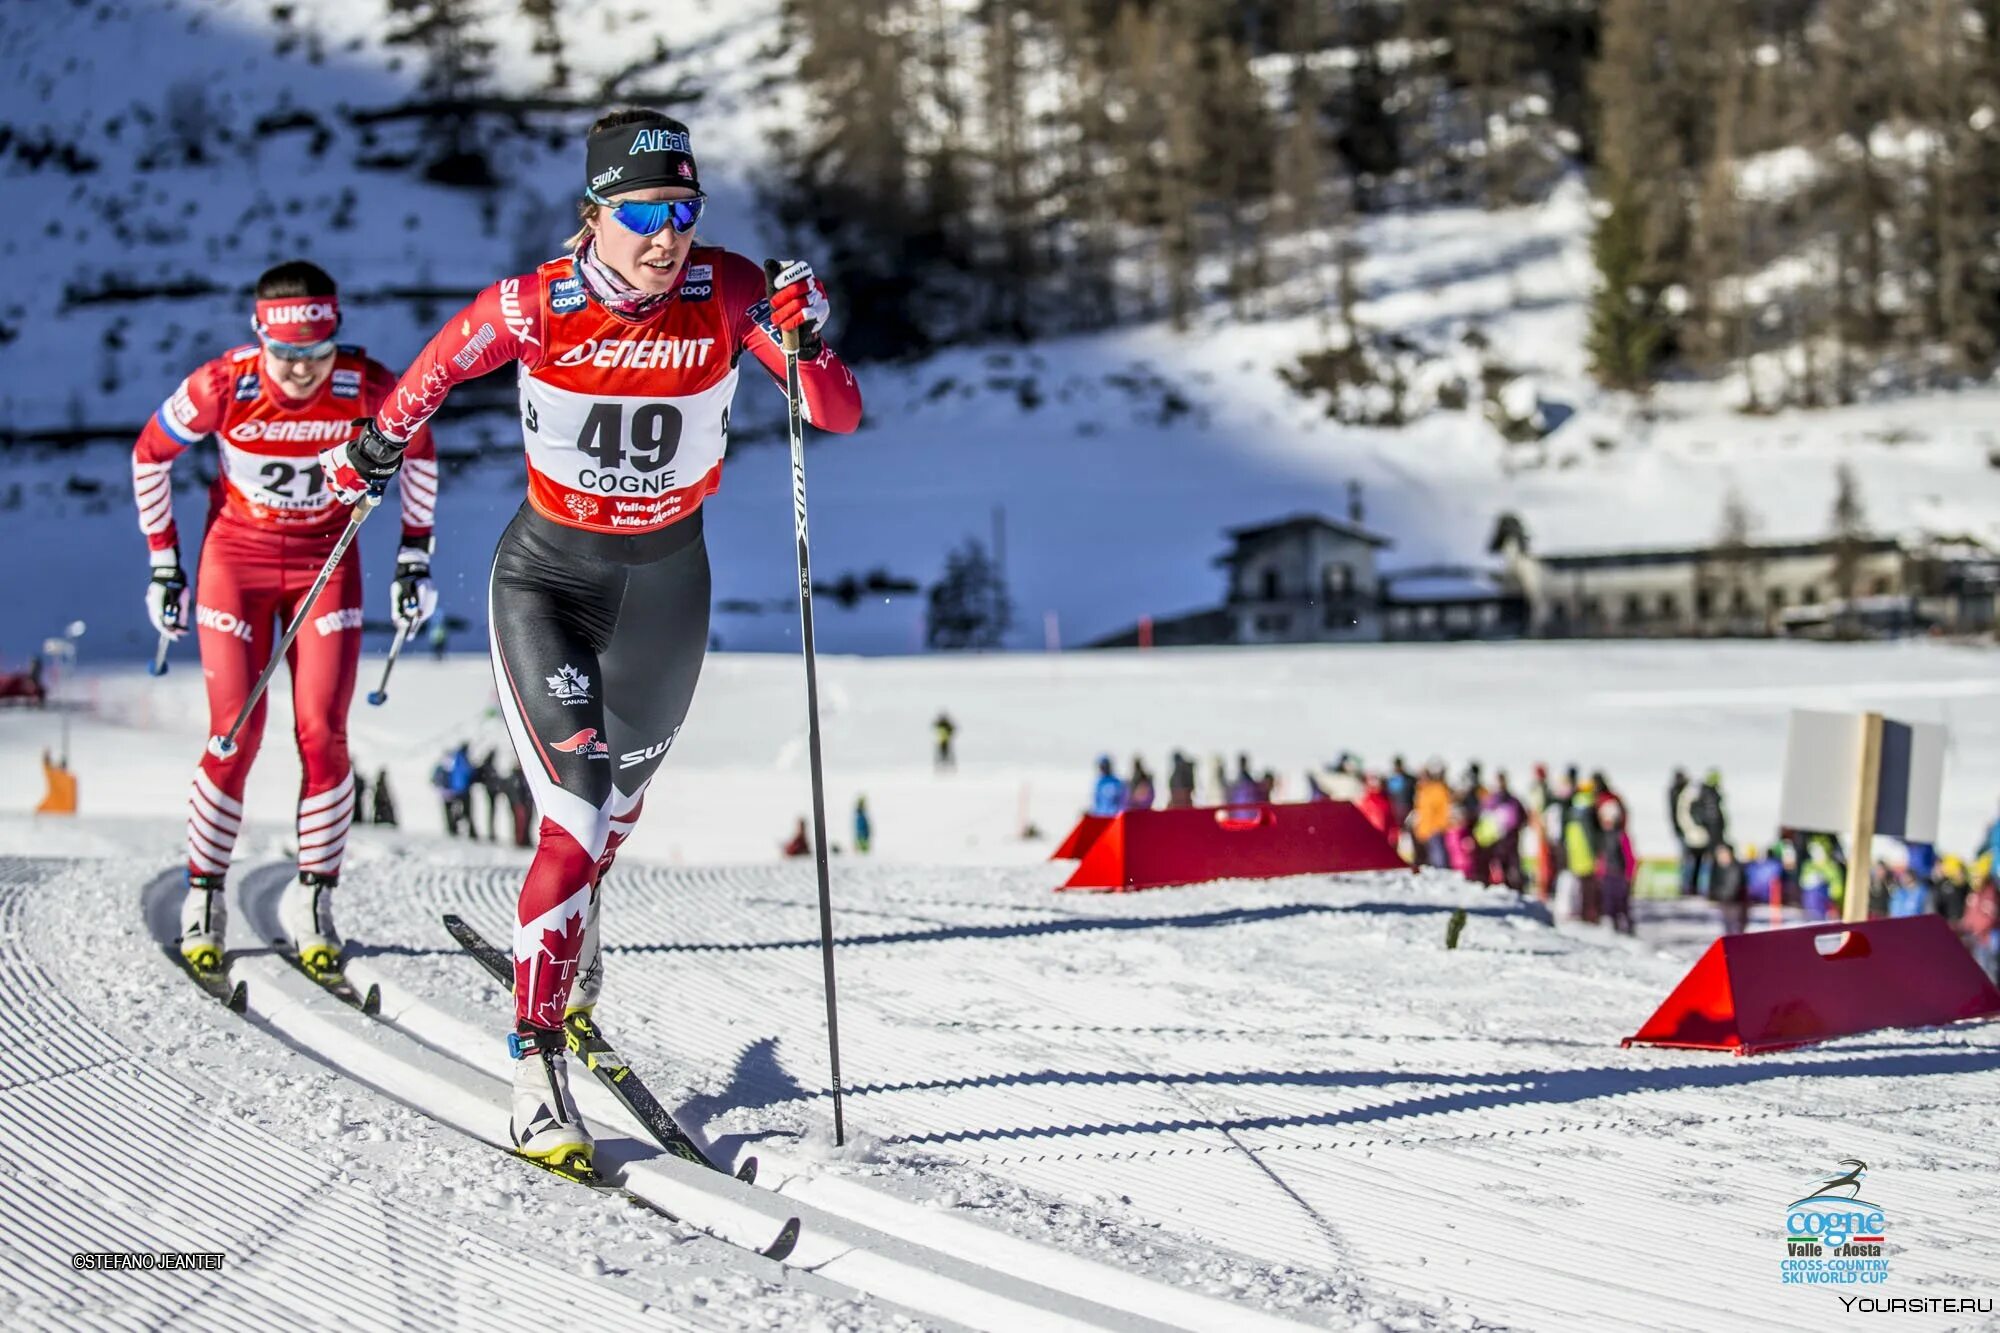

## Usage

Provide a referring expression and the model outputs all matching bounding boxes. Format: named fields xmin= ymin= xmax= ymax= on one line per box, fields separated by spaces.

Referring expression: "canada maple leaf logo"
xmin=540 ymin=909 xmax=586 ymax=968
xmin=545 ymin=664 xmax=590 ymax=701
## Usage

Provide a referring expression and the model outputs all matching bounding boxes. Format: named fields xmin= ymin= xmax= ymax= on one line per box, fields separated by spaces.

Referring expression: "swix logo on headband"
xmin=629 ymin=127 xmax=690 ymax=155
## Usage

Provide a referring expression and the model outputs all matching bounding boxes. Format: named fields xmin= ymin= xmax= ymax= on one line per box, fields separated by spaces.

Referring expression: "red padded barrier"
xmin=1051 ymin=814 xmax=1114 ymax=861
xmin=1058 ymin=802 xmax=1407 ymax=892
xmin=1623 ymin=915 xmax=2000 ymax=1055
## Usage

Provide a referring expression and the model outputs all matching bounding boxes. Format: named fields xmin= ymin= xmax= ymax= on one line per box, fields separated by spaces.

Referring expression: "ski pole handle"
xmin=147 ymin=632 xmax=172 ymax=678
xmin=367 ymin=622 xmax=411 ymax=706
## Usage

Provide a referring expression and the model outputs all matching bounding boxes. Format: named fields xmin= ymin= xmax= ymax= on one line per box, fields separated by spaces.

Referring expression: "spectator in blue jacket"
xmin=1743 ymin=845 xmax=1784 ymax=922
xmin=1090 ymin=756 xmax=1127 ymax=817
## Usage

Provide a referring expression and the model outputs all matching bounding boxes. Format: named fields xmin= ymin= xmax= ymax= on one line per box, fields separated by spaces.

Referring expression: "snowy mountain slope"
xmin=10 ymin=5 xmax=2000 ymax=657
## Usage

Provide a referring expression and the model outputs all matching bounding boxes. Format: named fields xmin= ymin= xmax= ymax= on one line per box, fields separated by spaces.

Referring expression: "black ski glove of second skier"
xmin=319 ymin=419 xmax=406 ymax=505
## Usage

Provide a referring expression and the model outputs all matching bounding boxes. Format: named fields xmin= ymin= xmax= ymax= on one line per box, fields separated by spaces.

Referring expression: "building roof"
xmin=1537 ymin=536 xmax=1900 ymax=573
xmin=1223 ymin=512 xmax=1391 ymax=552
xmin=1380 ymin=564 xmax=1511 ymax=604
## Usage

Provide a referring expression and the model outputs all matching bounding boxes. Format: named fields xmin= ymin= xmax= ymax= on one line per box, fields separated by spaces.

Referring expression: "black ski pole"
xmin=769 ymin=259 xmax=845 ymax=1145
xmin=367 ymin=622 xmax=412 ymax=706
xmin=147 ymin=632 xmax=172 ymax=677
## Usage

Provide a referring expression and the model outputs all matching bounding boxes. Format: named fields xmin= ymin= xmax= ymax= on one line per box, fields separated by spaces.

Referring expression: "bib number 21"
xmin=576 ymin=403 xmax=682 ymax=473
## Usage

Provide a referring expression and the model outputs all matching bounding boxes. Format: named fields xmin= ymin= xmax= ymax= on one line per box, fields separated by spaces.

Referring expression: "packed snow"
xmin=3 ymin=644 xmax=1999 ymax=1329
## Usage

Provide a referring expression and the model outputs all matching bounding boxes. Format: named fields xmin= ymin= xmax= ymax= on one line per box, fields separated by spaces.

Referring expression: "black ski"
xmin=441 ymin=914 xmax=757 ymax=1182
xmin=275 ymin=940 xmax=381 ymax=1014
xmin=442 ymin=913 xmax=795 ymax=1260
xmin=175 ymin=951 xmax=247 ymax=1013
xmin=563 ymin=1009 xmax=759 ymax=1184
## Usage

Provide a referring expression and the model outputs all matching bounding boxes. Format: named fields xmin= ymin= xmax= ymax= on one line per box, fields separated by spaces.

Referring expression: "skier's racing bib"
xmin=518 ymin=369 xmax=735 ymax=532
xmin=518 ymin=253 xmax=741 ymax=535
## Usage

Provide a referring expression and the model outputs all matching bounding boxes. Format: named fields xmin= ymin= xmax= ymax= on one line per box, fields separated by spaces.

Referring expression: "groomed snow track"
xmin=349 ymin=856 xmax=2000 ymax=1333
xmin=0 ymin=842 xmax=1302 ymax=1333
xmin=8 ymin=830 xmax=2000 ymax=1331
xmin=0 ymin=856 xmax=744 ymax=1331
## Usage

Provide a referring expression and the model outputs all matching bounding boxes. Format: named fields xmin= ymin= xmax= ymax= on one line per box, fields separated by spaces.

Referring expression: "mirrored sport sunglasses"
xmin=586 ymin=188 xmax=706 ymax=237
xmin=260 ymin=335 xmax=339 ymax=362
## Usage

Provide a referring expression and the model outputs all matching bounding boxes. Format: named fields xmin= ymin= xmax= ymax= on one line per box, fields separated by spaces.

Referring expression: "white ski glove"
xmin=146 ymin=549 xmax=191 ymax=638
xmin=391 ymin=543 xmax=437 ymax=633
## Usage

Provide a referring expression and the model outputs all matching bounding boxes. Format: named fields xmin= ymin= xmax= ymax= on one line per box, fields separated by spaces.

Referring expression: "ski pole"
xmin=367 ymin=622 xmax=411 ymax=706
xmin=770 ymin=263 xmax=846 ymax=1146
xmin=207 ymin=489 xmax=380 ymax=759
xmin=147 ymin=632 xmax=172 ymax=677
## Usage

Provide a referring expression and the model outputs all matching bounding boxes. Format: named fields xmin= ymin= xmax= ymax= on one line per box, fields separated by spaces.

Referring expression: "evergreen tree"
xmin=925 ymin=540 xmax=1014 ymax=650
xmin=1586 ymin=176 xmax=1666 ymax=390
xmin=1829 ymin=461 xmax=1869 ymax=638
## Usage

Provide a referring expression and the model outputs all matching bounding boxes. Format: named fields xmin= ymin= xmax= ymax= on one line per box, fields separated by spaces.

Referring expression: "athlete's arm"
xmin=131 ymin=359 xmax=228 ymax=555
xmin=375 ymin=274 xmax=546 ymax=443
xmin=365 ymin=358 xmax=438 ymax=543
xmin=723 ymin=253 xmax=862 ymax=435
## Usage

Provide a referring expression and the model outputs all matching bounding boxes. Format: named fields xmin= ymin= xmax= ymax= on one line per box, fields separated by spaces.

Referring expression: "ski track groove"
xmin=375 ymin=859 xmax=2000 ymax=1333
xmin=0 ymin=857 xmax=741 ymax=1333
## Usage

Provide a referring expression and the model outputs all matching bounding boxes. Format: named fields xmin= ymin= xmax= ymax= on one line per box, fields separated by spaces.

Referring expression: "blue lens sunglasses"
xmin=586 ymin=188 xmax=706 ymax=237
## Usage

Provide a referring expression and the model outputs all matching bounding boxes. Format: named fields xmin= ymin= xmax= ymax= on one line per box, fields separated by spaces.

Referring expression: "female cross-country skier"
xmin=318 ymin=110 xmax=862 ymax=1176
xmin=135 ymin=261 xmax=439 ymax=979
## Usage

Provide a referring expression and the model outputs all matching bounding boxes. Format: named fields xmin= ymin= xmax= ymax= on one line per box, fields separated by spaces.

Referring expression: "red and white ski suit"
xmin=373 ymin=247 xmax=860 ymax=1025
xmin=132 ymin=345 xmax=438 ymax=882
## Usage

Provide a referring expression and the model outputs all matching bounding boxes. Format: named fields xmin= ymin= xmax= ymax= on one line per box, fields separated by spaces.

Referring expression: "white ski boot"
xmin=278 ymin=871 xmax=343 ymax=974
xmin=179 ymin=874 xmax=227 ymax=974
xmin=508 ymin=1025 xmax=594 ymax=1177
xmin=565 ymin=882 xmax=604 ymax=1022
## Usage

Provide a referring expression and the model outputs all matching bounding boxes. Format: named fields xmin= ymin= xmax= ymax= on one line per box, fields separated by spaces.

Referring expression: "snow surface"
xmin=2 ymin=646 xmax=1999 ymax=1329
xmin=18 ymin=640 xmax=2000 ymax=864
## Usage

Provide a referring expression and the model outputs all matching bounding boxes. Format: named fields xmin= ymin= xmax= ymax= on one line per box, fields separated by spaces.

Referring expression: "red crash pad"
xmin=1058 ymin=802 xmax=1407 ymax=892
xmin=1623 ymin=915 xmax=2000 ymax=1055
xmin=1050 ymin=813 xmax=1114 ymax=860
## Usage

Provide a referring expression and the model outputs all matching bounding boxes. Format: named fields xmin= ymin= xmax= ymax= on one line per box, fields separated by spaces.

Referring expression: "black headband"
xmin=585 ymin=116 xmax=700 ymax=197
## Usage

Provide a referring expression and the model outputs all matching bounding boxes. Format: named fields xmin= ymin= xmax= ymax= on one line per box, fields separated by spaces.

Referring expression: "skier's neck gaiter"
xmin=572 ymin=235 xmax=672 ymax=321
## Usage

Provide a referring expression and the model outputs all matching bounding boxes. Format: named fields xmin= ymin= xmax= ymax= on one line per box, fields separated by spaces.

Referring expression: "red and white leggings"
xmin=183 ymin=518 xmax=362 ymax=883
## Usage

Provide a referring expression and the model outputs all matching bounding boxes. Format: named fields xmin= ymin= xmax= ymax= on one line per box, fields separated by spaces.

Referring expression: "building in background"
xmin=1492 ymin=516 xmax=2000 ymax=639
xmin=1091 ymin=511 xmax=1522 ymax=647
xmin=1217 ymin=513 xmax=1391 ymax=645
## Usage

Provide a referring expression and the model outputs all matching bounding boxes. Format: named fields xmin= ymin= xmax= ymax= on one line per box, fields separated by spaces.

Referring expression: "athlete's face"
xmin=263 ymin=346 xmax=337 ymax=400
xmin=590 ymin=185 xmax=699 ymax=295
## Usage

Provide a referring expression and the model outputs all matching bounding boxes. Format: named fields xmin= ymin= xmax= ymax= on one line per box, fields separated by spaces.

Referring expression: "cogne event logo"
xmin=1781 ymin=1158 xmax=1889 ymax=1287
xmin=545 ymin=663 xmax=591 ymax=705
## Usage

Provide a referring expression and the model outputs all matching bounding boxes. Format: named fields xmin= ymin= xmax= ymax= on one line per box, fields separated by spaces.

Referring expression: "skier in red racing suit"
xmin=135 ymin=261 xmax=439 ymax=979
xmin=318 ymin=110 xmax=860 ymax=1176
